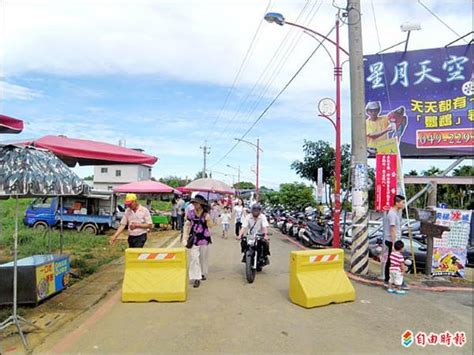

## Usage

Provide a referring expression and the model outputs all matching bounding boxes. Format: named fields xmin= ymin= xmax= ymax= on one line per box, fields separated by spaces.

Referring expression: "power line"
xmin=370 ymin=0 xmax=382 ymax=51
xmin=222 ymin=0 xmax=323 ymax=144
xmin=211 ymin=25 xmax=336 ymax=169
xmin=417 ymin=0 xmax=467 ymax=42
xmin=211 ymin=0 xmax=314 ymax=147
xmin=207 ymin=0 xmax=273 ymax=139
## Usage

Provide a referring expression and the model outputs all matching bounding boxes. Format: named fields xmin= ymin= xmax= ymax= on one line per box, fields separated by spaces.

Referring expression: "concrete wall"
xmin=93 ymin=165 xmax=152 ymax=190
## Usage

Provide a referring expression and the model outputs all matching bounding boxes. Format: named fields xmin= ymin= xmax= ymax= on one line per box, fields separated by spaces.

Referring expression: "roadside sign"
xmin=375 ymin=154 xmax=397 ymax=211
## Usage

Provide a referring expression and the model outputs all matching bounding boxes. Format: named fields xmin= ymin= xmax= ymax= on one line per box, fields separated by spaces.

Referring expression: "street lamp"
xmin=226 ymin=164 xmax=241 ymax=195
xmin=234 ymin=137 xmax=263 ymax=202
xmin=265 ymin=12 xmax=349 ymax=248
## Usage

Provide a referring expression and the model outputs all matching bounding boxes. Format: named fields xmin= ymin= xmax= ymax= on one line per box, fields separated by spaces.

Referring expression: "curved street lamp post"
xmin=265 ymin=12 xmax=349 ymax=248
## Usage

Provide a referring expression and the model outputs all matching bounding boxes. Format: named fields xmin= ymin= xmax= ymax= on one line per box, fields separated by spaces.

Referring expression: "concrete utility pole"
xmin=348 ymin=0 xmax=369 ymax=275
xmin=200 ymin=141 xmax=210 ymax=178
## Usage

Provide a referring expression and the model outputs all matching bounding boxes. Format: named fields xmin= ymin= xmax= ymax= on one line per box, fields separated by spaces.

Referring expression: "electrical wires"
xmin=207 ymin=0 xmax=273 ymax=139
xmin=210 ymin=24 xmax=336 ymax=168
xmin=417 ymin=0 xmax=467 ymax=42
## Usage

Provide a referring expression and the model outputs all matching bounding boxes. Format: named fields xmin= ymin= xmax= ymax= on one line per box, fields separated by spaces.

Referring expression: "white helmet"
xmin=366 ymin=101 xmax=381 ymax=111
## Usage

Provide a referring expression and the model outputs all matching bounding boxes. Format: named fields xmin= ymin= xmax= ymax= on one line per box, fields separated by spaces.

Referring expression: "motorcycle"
xmin=241 ymin=233 xmax=268 ymax=283
xmin=300 ymin=217 xmax=334 ymax=248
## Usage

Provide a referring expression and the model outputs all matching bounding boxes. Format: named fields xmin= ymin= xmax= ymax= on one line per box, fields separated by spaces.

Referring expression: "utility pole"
xmin=200 ymin=141 xmax=210 ymax=178
xmin=348 ymin=0 xmax=369 ymax=275
xmin=237 ymin=165 xmax=241 ymax=196
xmin=256 ymin=138 xmax=260 ymax=202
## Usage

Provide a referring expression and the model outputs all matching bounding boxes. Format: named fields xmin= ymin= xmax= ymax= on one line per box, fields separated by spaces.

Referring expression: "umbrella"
xmin=21 ymin=135 xmax=158 ymax=167
xmin=113 ymin=180 xmax=180 ymax=195
xmin=0 ymin=144 xmax=88 ymax=350
xmin=0 ymin=114 xmax=24 ymax=134
xmin=184 ymin=178 xmax=235 ymax=195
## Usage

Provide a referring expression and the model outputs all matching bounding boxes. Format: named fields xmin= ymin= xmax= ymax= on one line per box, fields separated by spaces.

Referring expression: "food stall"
xmin=113 ymin=180 xmax=180 ymax=229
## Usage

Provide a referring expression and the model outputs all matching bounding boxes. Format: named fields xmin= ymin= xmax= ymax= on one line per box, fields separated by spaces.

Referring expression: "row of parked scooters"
xmin=266 ymin=208 xmax=350 ymax=249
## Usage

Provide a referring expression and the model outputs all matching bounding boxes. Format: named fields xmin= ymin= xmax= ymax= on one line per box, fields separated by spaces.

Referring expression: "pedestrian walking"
xmin=177 ymin=196 xmax=185 ymax=230
xmin=387 ymin=240 xmax=406 ymax=295
xmin=234 ymin=198 xmax=244 ymax=237
xmin=221 ymin=206 xmax=231 ymax=239
xmin=210 ymin=201 xmax=220 ymax=224
xmin=383 ymin=195 xmax=405 ymax=286
xmin=171 ymin=197 xmax=179 ymax=230
xmin=185 ymin=194 xmax=213 ymax=288
xmin=110 ymin=193 xmax=153 ymax=248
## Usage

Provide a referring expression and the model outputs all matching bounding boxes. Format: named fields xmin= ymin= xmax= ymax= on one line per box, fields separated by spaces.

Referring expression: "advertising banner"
xmin=432 ymin=208 xmax=472 ymax=277
xmin=35 ymin=256 xmax=70 ymax=301
xmin=375 ymin=154 xmax=397 ymax=211
xmin=35 ymin=262 xmax=55 ymax=301
xmin=54 ymin=256 xmax=70 ymax=291
xmin=364 ymin=44 xmax=473 ymax=158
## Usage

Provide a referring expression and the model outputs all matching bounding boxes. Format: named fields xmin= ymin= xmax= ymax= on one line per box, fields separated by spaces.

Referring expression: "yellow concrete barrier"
xmin=122 ymin=248 xmax=187 ymax=302
xmin=289 ymin=249 xmax=355 ymax=308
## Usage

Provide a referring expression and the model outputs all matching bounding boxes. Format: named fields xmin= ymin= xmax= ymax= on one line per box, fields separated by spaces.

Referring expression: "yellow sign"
xmin=35 ymin=262 xmax=55 ymax=301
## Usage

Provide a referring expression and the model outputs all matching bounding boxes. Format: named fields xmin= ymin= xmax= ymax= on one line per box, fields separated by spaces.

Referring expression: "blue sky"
xmin=0 ymin=0 xmax=472 ymax=189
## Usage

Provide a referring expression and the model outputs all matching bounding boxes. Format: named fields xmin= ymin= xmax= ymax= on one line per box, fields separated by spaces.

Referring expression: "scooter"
xmin=301 ymin=218 xmax=334 ymax=248
xmin=241 ymin=233 xmax=268 ymax=283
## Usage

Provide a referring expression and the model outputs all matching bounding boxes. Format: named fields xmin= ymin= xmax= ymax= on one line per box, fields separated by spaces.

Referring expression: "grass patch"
xmin=0 ymin=199 xmax=123 ymax=278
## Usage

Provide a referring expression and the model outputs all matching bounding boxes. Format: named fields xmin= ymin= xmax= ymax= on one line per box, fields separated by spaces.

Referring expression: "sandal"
xmin=193 ymin=280 xmax=200 ymax=288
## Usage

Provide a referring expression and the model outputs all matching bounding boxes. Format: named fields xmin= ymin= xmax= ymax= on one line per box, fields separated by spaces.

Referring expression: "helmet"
xmin=251 ymin=204 xmax=262 ymax=212
xmin=365 ymin=101 xmax=381 ymax=111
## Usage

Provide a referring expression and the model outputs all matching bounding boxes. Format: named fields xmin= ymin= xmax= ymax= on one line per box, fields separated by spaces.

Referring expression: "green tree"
xmin=278 ymin=182 xmax=315 ymax=210
xmin=194 ymin=171 xmax=209 ymax=179
xmin=259 ymin=191 xmax=281 ymax=206
xmin=83 ymin=175 xmax=94 ymax=181
xmin=158 ymin=176 xmax=190 ymax=188
xmin=291 ymin=140 xmax=351 ymax=195
xmin=234 ymin=181 xmax=255 ymax=189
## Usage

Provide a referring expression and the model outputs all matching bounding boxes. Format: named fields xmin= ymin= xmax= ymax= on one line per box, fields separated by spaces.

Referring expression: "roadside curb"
xmin=274 ymin=228 xmax=474 ymax=293
xmin=347 ymin=272 xmax=474 ymax=292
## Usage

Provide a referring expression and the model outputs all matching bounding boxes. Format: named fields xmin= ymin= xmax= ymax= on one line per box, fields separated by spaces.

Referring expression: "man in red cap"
xmin=110 ymin=193 xmax=153 ymax=248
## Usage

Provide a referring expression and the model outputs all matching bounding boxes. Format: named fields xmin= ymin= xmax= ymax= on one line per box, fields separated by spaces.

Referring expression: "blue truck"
xmin=24 ymin=190 xmax=119 ymax=235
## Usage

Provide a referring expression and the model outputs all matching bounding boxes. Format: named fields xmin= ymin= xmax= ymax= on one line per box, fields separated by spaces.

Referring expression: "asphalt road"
xmin=35 ymin=225 xmax=473 ymax=354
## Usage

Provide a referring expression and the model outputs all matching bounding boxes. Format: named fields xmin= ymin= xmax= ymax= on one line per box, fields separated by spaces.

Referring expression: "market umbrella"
xmin=184 ymin=178 xmax=235 ymax=195
xmin=0 ymin=114 xmax=24 ymax=134
xmin=113 ymin=180 xmax=180 ymax=195
xmin=0 ymin=144 xmax=88 ymax=350
xmin=21 ymin=135 xmax=158 ymax=166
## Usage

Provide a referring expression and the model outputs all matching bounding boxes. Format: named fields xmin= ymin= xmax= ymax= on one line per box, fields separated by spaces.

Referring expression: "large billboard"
xmin=364 ymin=45 xmax=473 ymax=158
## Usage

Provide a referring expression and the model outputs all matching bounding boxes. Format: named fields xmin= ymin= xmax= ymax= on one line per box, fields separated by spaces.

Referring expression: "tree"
xmin=234 ymin=181 xmax=255 ymax=190
xmin=259 ymin=191 xmax=281 ymax=206
xmin=158 ymin=176 xmax=190 ymax=188
xmin=83 ymin=175 xmax=94 ymax=181
xmin=194 ymin=171 xmax=209 ymax=180
xmin=278 ymin=182 xmax=315 ymax=211
xmin=291 ymin=140 xmax=351 ymax=190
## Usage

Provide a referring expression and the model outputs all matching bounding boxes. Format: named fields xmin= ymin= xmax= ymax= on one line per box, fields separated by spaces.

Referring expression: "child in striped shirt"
xmin=387 ymin=240 xmax=406 ymax=295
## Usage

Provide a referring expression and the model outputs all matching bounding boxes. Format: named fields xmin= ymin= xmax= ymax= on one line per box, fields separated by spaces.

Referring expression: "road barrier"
xmin=289 ymin=249 xmax=355 ymax=308
xmin=122 ymin=248 xmax=187 ymax=302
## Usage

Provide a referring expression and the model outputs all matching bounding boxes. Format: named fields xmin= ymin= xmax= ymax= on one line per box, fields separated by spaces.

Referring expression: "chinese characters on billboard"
xmin=375 ymin=154 xmax=397 ymax=211
xmin=364 ymin=45 xmax=473 ymax=158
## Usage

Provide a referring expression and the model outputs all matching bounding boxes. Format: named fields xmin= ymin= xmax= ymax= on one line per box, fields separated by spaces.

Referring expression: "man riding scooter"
xmin=237 ymin=204 xmax=270 ymax=265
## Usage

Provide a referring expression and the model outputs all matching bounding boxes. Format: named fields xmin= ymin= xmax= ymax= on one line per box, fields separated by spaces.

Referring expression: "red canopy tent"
xmin=24 ymin=135 xmax=158 ymax=167
xmin=113 ymin=180 xmax=179 ymax=194
xmin=0 ymin=114 xmax=24 ymax=134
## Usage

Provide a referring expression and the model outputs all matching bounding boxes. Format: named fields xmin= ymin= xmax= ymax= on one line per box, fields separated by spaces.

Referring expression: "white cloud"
xmin=2 ymin=0 xmax=471 ymax=185
xmin=0 ymin=80 xmax=43 ymax=100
